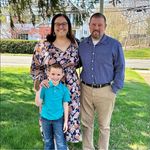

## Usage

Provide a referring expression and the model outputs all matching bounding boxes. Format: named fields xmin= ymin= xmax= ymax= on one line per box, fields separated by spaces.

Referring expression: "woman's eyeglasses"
xmin=54 ymin=22 xmax=68 ymax=28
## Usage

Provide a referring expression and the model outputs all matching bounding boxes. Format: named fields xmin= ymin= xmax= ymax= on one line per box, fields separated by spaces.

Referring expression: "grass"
xmin=124 ymin=48 xmax=150 ymax=59
xmin=0 ymin=67 xmax=150 ymax=150
xmin=109 ymin=69 xmax=150 ymax=150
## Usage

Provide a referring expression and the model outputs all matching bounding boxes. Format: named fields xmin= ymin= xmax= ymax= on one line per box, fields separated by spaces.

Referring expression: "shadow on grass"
xmin=1 ymin=71 xmax=34 ymax=93
xmin=0 ymin=70 xmax=43 ymax=149
xmin=109 ymin=81 xmax=150 ymax=150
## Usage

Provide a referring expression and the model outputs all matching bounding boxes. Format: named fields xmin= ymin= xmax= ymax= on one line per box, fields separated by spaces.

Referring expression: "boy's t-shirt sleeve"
xmin=63 ymin=86 xmax=70 ymax=102
xmin=40 ymin=87 xmax=45 ymax=101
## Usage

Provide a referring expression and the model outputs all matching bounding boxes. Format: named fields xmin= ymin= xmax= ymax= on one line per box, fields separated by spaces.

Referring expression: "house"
xmin=10 ymin=23 xmax=51 ymax=40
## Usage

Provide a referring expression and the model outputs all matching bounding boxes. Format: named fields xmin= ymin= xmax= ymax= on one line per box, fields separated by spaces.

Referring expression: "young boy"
xmin=36 ymin=63 xmax=70 ymax=150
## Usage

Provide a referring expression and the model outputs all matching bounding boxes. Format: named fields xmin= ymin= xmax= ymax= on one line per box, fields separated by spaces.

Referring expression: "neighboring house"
xmin=1 ymin=1 xmax=92 ymax=40
xmin=1 ymin=0 xmax=101 ymax=40
xmin=10 ymin=23 xmax=51 ymax=40
xmin=1 ymin=21 xmax=51 ymax=40
xmin=28 ymin=24 xmax=51 ymax=40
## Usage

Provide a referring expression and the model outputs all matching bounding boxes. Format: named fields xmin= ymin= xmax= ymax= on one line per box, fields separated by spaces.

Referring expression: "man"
xmin=79 ymin=13 xmax=125 ymax=150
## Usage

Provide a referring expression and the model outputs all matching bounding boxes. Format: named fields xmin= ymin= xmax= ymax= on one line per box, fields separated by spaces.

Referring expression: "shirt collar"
xmin=49 ymin=80 xmax=62 ymax=89
xmin=87 ymin=34 xmax=108 ymax=45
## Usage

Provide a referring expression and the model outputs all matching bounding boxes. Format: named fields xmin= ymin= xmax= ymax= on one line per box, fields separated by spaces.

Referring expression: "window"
xmin=18 ymin=34 xmax=28 ymax=40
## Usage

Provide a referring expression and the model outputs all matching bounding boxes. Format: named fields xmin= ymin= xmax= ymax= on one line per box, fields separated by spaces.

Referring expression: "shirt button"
xmin=92 ymin=52 xmax=94 ymax=55
xmin=92 ymin=60 xmax=94 ymax=63
xmin=92 ymin=75 xmax=94 ymax=77
xmin=91 ymin=68 xmax=93 ymax=70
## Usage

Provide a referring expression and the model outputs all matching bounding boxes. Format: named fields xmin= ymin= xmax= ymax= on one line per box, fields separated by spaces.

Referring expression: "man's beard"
xmin=91 ymin=30 xmax=101 ymax=40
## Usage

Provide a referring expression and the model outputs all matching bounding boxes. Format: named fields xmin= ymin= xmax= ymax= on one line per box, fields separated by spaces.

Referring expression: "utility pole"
xmin=100 ymin=0 xmax=104 ymax=14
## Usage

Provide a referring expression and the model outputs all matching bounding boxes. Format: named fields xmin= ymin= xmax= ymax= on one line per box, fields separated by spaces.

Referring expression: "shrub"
xmin=0 ymin=39 xmax=38 ymax=54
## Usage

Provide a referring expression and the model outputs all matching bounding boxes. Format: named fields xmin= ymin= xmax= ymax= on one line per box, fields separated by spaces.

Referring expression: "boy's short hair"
xmin=47 ymin=63 xmax=63 ymax=72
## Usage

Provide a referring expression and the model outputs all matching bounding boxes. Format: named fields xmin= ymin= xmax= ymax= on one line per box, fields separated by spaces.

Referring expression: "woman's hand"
xmin=41 ymin=79 xmax=49 ymax=88
xmin=34 ymin=79 xmax=40 ymax=92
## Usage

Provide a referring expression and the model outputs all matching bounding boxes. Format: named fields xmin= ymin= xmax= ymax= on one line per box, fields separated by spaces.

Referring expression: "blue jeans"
xmin=41 ymin=117 xmax=67 ymax=150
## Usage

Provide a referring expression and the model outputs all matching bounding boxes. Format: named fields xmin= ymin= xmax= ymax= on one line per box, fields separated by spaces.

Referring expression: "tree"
xmin=105 ymin=7 xmax=128 ymax=42
xmin=146 ymin=17 xmax=150 ymax=35
xmin=1 ymin=0 xmax=119 ymax=28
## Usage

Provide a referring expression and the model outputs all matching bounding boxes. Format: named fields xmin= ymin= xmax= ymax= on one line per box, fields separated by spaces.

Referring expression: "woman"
xmin=30 ymin=14 xmax=81 ymax=143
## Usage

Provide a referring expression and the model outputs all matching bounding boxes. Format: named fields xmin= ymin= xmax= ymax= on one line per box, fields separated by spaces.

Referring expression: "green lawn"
xmin=124 ymin=48 xmax=150 ymax=59
xmin=0 ymin=67 xmax=150 ymax=150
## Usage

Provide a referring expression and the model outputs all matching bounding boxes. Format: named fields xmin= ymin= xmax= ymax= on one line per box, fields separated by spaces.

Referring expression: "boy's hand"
xmin=41 ymin=79 xmax=49 ymax=88
xmin=35 ymin=89 xmax=42 ymax=107
xmin=63 ymin=121 xmax=68 ymax=133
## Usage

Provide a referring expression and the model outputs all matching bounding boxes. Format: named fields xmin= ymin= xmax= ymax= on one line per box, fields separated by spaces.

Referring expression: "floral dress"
xmin=30 ymin=41 xmax=81 ymax=143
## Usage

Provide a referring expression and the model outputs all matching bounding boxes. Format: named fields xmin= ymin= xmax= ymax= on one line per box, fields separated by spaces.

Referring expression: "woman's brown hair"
xmin=46 ymin=14 xmax=76 ymax=44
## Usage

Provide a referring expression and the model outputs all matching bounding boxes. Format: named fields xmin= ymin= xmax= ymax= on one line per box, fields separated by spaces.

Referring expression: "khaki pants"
xmin=81 ymin=83 xmax=116 ymax=150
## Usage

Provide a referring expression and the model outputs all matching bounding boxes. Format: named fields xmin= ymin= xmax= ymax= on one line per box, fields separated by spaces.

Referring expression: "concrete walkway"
xmin=125 ymin=59 xmax=150 ymax=69
xmin=135 ymin=70 xmax=150 ymax=86
xmin=1 ymin=55 xmax=32 ymax=66
xmin=1 ymin=55 xmax=150 ymax=69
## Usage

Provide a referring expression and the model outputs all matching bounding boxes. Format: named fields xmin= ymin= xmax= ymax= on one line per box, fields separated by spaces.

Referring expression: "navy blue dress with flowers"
xmin=30 ymin=41 xmax=81 ymax=143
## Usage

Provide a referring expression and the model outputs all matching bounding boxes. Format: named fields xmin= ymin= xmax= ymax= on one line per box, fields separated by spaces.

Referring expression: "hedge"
xmin=0 ymin=39 xmax=38 ymax=54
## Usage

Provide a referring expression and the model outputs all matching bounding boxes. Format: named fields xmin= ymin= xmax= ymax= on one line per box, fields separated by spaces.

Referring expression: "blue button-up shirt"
xmin=79 ymin=34 xmax=125 ymax=93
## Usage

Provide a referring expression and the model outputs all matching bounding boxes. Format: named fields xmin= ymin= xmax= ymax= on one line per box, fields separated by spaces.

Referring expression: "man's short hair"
xmin=90 ymin=13 xmax=106 ymax=23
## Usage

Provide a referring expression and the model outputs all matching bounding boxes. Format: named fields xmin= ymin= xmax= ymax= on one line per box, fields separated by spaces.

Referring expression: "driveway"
xmin=135 ymin=70 xmax=150 ymax=86
xmin=1 ymin=55 xmax=150 ymax=69
xmin=125 ymin=59 xmax=150 ymax=69
xmin=1 ymin=55 xmax=32 ymax=66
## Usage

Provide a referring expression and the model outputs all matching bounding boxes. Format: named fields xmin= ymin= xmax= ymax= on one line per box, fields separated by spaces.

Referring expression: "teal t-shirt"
xmin=40 ymin=81 xmax=70 ymax=120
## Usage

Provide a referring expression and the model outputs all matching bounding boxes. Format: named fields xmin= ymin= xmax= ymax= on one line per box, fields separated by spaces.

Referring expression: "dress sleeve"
xmin=30 ymin=41 xmax=48 ymax=82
